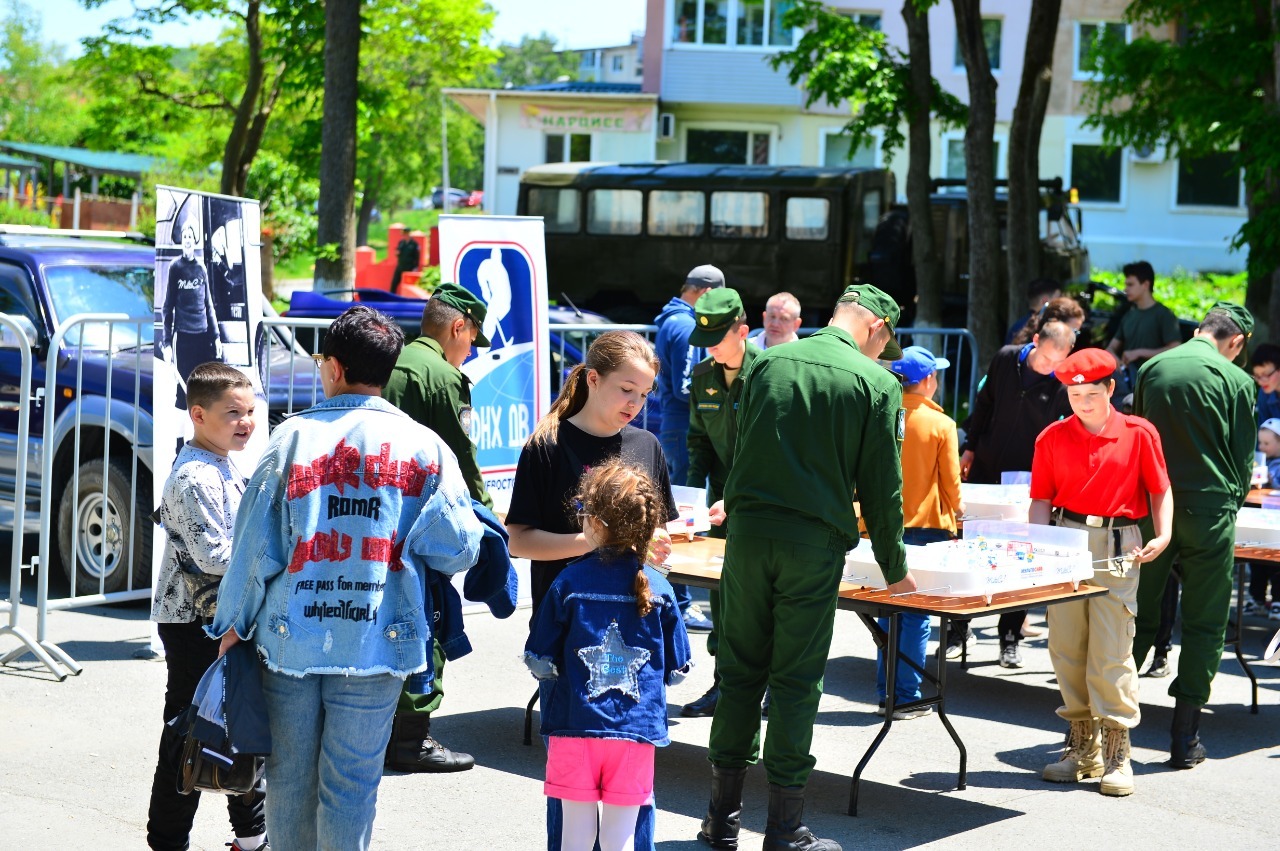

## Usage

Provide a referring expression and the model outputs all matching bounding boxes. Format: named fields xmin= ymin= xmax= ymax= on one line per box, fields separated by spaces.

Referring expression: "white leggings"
xmin=560 ymin=801 xmax=641 ymax=851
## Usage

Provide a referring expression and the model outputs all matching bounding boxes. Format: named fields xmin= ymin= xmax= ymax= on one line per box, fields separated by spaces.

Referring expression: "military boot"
xmin=1169 ymin=700 xmax=1207 ymax=769
xmin=1041 ymin=719 xmax=1102 ymax=783
xmin=384 ymin=714 xmax=474 ymax=773
xmin=762 ymin=784 xmax=842 ymax=851
xmin=697 ymin=765 xmax=747 ymax=848
xmin=1099 ymin=723 xmax=1134 ymax=797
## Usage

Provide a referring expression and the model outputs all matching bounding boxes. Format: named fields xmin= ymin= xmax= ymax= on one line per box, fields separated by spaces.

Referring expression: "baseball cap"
xmin=1053 ymin=348 xmax=1118 ymax=386
xmin=1262 ymin=418 xmax=1280 ymax=439
xmin=888 ymin=346 xmax=949 ymax=384
xmin=836 ymin=283 xmax=903 ymax=360
xmin=686 ymin=264 xmax=725 ymax=289
xmin=431 ymin=282 xmax=490 ymax=347
xmin=689 ymin=288 xmax=745 ymax=348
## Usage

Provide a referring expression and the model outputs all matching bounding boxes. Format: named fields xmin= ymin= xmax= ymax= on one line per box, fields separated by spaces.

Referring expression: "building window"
xmin=1176 ymin=152 xmax=1243 ymax=208
xmin=674 ymin=0 xmax=794 ymax=47
xmin=587 ymin=189 xmax=643 ymax=235
xmin=545 ymin=133 xmax=591 ymax=164
xmin=844 ymin=11 xmax=881 ymax=30
xmin=942 ymin=137 xmax=1003 ymax=184
xmin=823 ymin=133 xmax=877 ymax=168
xmin=611 ymin=54 xmax=624 ymax=72
xmin=526 ymin=188 xmax=581 ymax=233
xmin=687 ymin=128 xmax=771 ymax=164
xmin=1074 ymin=22 xmax=1127 ymax=79
xmin=710 ymin=191 xmax=769 ymax=238
xmin=648 ymin=190 xmax=706 ymax=236
xmin=954 ymin=17 xmax=1002 ymax=71
xmin=1070 ymin=143 xmax=1123 ymax=204
xmin=785 ymin=197 xmax=830 ymax=240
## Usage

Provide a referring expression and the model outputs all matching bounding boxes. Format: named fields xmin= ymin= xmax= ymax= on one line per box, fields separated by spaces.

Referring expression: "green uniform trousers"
xmin=397 ymin=639 xmax=446 ymax=715
xmin=1134 ymin=507 xmax=1237 ymax=706
xmin=706 ymin=523 xmax=725 ymax=658
xmin=708 ymin=530 xmax=845 ymax=787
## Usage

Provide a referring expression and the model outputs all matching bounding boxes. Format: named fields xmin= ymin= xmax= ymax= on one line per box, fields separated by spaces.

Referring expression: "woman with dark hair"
xmin=1011 ymin=295 xmax=1086 ymax=347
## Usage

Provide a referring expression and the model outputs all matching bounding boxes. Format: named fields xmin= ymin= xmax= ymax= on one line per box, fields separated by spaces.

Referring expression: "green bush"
xmin=1088 ymin=267 xmax=1247 ymax=321
xmin=0 ymin=202 xmax=57 ymax=227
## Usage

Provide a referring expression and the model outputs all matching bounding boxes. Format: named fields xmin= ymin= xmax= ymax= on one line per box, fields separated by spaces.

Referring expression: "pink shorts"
xmin=545 ymin=736 xmax=655 ymax=806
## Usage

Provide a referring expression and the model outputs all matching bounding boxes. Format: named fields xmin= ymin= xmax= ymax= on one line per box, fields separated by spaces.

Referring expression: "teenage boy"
xmin=148 ymin=362 xmax=265 ymax=851
xmin=1106 ymin=260 xmax=1181 ymax=376
xmin=1250 ymin=343 xmax=1280 ymax=424
xmin=881 ymin=346 xmax=964 ymax=720
xmin=681 ymin=288 xmax=761 ymax=718
xmin=1030 ymin=348 xmax=1173 ymax=797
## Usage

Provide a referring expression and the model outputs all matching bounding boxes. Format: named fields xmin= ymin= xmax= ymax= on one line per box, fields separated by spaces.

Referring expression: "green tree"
xmin=484 ymin=33 xmax=579 ymax=88
xmin=0 ymin=0 xmax=87 ymax=147
xmin=1083 ymin=0 xmax=1280 ymax=337
xmin=772 ymin=1 xmax=966 ymax=327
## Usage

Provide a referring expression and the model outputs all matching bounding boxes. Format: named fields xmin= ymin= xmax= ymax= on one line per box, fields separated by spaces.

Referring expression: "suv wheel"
xmin=57 ymin=457 xmax=152 ymax=595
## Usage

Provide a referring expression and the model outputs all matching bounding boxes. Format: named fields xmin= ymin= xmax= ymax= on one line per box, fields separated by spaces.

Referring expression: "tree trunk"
xmin=1261 ymin=2 xmax=1280 ymax=343
xmin=313 ymin=0 xmax=362 ymax=291
xmin=903 ymin=1 xmax=942 ymax=328
xmin=954 ymin=0 xmax=1002 ymax=367
xmin=1006 ymin=0 xmax=1060 ymax=323
xmin=221 ymin=0 xmax=265 ymax=198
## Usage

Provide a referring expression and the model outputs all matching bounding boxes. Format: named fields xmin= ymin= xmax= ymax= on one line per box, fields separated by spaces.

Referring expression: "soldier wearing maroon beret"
xmin=1028 ymin=347 xmax=1174 ymax=798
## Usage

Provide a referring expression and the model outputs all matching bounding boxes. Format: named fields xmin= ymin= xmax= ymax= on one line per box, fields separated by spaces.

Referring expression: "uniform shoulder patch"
xmin=692 ymin=359 xmax=716 ymax=377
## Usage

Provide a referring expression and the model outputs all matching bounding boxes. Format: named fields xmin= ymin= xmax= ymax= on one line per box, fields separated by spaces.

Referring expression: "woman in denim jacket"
xmin=210 ymin=307 xmax=482 ymax=850
xmin=525 ymin=461 xmax=692 ymax=851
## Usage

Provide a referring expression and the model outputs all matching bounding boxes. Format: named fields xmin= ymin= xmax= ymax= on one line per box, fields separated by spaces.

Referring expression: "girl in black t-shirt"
xmin=507 ymin=330 xmax=679 ymax=620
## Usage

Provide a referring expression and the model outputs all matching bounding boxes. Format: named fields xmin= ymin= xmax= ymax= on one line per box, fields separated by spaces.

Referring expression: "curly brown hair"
xmin=575 ymin=460 xmax=665 ymax=616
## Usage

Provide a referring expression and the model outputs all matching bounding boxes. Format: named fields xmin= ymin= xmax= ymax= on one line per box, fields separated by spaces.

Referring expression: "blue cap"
xmin=888 ymin=345 xmax=950 ymax=384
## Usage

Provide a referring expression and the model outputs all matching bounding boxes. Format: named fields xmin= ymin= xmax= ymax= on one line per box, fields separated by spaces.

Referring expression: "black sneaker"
xmin=1144 ymin=654 xmax=1171 ymax=678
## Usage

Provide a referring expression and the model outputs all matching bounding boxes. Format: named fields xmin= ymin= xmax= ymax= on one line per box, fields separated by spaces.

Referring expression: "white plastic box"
xmin=667 ymin=485 xmax=711 ymax=541
xmin=1235 ymin=506 xmax=1280 ymax=546
xmin=959 ymin=483 xmax=1032 ymax=523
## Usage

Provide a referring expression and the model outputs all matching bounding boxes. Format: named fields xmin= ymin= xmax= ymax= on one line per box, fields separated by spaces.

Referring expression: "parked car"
xmin=0 ymin=229 xmax=319 ymax=592
xmin=430 ymin=187 xmax=482 ymax=210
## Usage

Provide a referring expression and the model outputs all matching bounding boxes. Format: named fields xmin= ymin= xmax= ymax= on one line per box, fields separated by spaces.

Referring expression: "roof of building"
xmin=516 ymin=81 xmax=643 ymax=95
xmin=0 ymin=153 xmax=41 ymax=170
xmin=0 ymin=142 xmax=160 ymax=178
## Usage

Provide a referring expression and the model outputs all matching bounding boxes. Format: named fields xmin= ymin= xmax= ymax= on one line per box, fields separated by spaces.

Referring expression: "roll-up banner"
xmin=437 ymin=214 xmax=549 ymax=514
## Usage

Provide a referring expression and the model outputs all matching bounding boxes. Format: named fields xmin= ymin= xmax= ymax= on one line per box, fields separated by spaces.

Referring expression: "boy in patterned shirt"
xmin=146 ymin=361 xmax=267 ymax=851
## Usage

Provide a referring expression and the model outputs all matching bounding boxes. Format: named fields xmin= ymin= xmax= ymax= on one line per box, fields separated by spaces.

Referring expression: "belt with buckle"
xmin=1056 ymin=508 xmax=1138 ymax=529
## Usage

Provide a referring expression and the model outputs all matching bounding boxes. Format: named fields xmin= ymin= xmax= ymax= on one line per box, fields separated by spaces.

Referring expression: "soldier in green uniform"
xmin=1132 ymin=301 xmax=1256 ymax=770
xmin=698 ymin=284 xmax=917 ymax=851
xmin=681 ymin=288 xmax=761 ymax=718
xmin=381 ymin=282 xmax=491 ymax=773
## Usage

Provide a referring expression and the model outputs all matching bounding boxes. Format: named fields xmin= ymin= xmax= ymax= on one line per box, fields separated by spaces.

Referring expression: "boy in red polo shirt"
xmin=1029 ymin=348 xmax=1173 ymax=797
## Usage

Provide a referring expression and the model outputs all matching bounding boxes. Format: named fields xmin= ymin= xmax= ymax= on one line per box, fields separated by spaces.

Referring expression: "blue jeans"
xmin=260 ymin=669 xmax=402 ymax=851
xmin=876 ymin=527 xmax=952 ymax=703
xmin=659 ymin=407 xmax=694 ymax=614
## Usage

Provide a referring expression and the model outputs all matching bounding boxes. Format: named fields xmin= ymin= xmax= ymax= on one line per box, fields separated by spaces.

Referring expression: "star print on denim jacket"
xmin=523 ymin=550 xmax=692 ymax=746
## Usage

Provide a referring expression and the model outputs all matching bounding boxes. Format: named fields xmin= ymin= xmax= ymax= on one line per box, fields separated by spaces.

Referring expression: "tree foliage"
xmin=771 ymin=1 xmax=966 ymax=165
xmin=0 ymin=0 xmax=87 ymax=147
xmin=1082 ymin=0 xmax=1280 ymax=329
xmin=483 ymin=33 xmax=580 ymax=89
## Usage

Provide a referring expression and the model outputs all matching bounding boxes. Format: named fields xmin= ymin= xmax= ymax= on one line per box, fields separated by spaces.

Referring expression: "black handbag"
xmin=174 ymin=699 xmax=265 ymax=798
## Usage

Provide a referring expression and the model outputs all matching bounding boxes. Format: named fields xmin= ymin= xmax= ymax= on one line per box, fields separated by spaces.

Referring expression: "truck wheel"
xmin=58 ymin=457 xmax=153 ymax=595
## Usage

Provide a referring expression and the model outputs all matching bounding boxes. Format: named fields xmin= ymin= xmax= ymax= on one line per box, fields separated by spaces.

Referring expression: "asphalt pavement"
xmin=2 ymin=563 xmax=1277 ymax=850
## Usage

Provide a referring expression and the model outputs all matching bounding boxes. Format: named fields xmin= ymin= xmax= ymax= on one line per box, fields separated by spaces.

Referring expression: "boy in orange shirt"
xmin=879 ymin=346 xmax=964 ymax=718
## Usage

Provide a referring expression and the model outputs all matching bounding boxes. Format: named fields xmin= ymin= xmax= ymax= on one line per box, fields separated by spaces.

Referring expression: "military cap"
xmin=1204 ymin=301 xmax=1253 ymax=366
xmin=837 ymin=283 xmax=903 ymax=360
xmin=686 ymin=264 xmax=725 ymax=289
xmin=690 ymin=288 xmax=745 ymax=347
xmin=1054 ymin=348 xmax=1118 ymax=386
xmin=432 ymin=282 xmax=490 ymax=347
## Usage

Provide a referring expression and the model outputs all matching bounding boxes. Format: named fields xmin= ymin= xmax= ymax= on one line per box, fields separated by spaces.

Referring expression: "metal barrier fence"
xmin=548 ymin=323 xmax=659 ymax=432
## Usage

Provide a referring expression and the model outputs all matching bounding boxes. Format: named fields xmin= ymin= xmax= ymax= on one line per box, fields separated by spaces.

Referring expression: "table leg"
xmin=849 ymin=612 xmax=897 ymax=817
xmin=936 ymin=615 xmax=968 ymax=790
xmin=1233 ymin=562 xmax=1260 ymax=714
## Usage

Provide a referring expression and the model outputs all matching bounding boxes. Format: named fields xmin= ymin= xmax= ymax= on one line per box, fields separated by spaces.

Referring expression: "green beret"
xmin=432 ymin=282 xmax=490 ymax=347
xmin=837 ymin=283 xmax=903 ymax=360
xmin=690 ymin=288 xmax=745 ymax=347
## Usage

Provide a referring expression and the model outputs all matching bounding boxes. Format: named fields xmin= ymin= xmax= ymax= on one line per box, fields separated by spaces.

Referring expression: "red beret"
xmin=1054 ymin=348 xmax=1118 ymax=386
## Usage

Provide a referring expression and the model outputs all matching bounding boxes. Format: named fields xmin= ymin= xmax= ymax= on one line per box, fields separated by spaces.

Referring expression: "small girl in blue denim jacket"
xmin=524 ymin=461 xmax=693 ymax=851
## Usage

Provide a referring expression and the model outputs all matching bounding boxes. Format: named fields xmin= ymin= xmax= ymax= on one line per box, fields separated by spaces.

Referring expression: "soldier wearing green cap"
xmin=381 ymin=282 xmax=491 ymax=773
xmin=680 ymin=288 xmax=761 ymax=719
xmin=1132 ymin=300 xmax=1256 ymax=771
xmin=698 ymin=283 xmax=914 ymax=851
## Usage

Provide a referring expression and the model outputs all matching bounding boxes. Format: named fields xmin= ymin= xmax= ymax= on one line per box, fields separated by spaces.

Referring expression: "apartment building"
xmin=448 ymin=0 xmax=1245 ymax=273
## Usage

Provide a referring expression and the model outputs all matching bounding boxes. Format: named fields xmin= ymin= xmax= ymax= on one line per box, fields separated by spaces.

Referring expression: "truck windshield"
xmin=43 ymin=263 xmax=155 ymax=349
